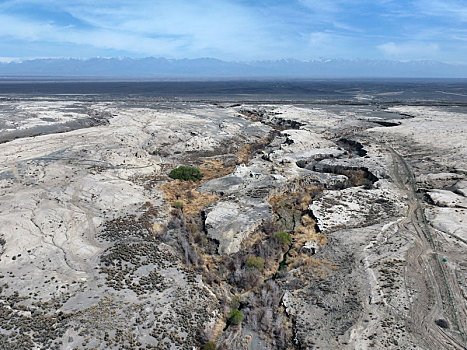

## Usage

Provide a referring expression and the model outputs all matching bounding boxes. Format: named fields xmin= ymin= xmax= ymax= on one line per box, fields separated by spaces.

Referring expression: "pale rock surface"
xmin=453 ymin=179 xmax=467 ymax=197
xmin=310 ymin=180 xmax=405 ymax=233
xmin=426 ymin=207 xmax=467 ymax=242
xmin=204 ymin=200 xmax=271 ymax=254
xmin=427 ymin=189 xmax=467 ymax=208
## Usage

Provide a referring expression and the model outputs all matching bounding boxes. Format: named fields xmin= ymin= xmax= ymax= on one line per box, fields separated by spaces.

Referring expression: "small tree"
xmin=228 ymin=309 xmax=244 ymax=325
xmin=245 ymin=256 xmax=265 ymax=270
xmin=274 ymin=232 xmax=291 ymax=247
xmin=172 ymin=201 xmax=184 ymax=209
xmin=169 ymin=166 xmax=203 ymax=181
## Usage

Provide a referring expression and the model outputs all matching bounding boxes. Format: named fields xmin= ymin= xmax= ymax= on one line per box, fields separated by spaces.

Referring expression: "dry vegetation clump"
xmin=287 ymin=256 xmax=338 ymax=279
xmin=245 ymin=256 xmax=265 ymax=270
xmin=159 ymin=180 xmax=219 ymax=217
xmin=265 ymin=186 xmax=339 ymax=282
xmin=292 ymin=214 xmax=327 ymax=248
xmin=236 ymin=133 xmax=276 ymax=164
xmin=343 ymin=169 xmax=370 ymax=187
xmin=268 ymin=186 xmax=323 ymax=212
xmin=165 ymin=207 xmax=204 ymax=267
xmin=268 ymin=186 xmax=323 ymax=230
xmin=199 ymin=159 xmax=235 ymax=181
xmin=236 ymin=143 xmax=257 ymax=164
xmin=241 ymin=280 xmax=292 ymax=348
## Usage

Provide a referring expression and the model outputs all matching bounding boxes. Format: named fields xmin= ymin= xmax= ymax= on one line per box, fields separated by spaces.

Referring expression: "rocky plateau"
xmin=0 ymin=98 xmax=465 ymax=350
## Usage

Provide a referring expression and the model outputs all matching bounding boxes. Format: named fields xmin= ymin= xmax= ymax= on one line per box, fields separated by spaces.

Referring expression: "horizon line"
xmin=1 ymin=56 xmax=467 ymax=66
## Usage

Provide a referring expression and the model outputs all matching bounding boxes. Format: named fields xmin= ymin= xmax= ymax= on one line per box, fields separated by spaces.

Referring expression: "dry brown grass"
xmin=288 ymin=256 xmax=338 ymax=279
xmin=199 ymin=158 xmax=235 ymax=181
xmin=293 ymin=214 xmax=328 ymax=247
xmin=268 ymin=193 xmax=293 ymax=209
xmin=268 ymin=186 xmax=321 ymax=210
xmin=157 ymin=158 xmax=234 ymax=216
xmin=237 ymin=135 xmax=274 ymax=164
xmin=212 ymin=319 xmax=227 ymax=342
xmin=158 ymin=180 xmax=219 ymax=217
xmin=237 ymin=143 xmax=255 ymax=164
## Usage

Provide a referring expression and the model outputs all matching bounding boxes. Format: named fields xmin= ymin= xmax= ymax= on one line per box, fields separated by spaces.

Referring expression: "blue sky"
xmin=0 ymin=0 xmax=466 ymax=63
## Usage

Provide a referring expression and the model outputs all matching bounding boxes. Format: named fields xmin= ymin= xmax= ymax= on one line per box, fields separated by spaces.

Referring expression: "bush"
xmin=228 ymin=309 xmax=244 ymax=325
xmin=245 ymin=256 xmax=265 ymax=270
xmin=169 ymin=166 xmax=203 ymax=181
xmin=172 ymin=201 xmax=184 ymax=209
xmin=274 ymin=232 xmax=291 ymax=246
xmin=202 ymin=342 xmax=217 ymax=350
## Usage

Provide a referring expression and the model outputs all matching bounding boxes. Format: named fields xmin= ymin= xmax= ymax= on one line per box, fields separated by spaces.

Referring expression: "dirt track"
xmin=387 ymin=144 xmax=466 ymax=349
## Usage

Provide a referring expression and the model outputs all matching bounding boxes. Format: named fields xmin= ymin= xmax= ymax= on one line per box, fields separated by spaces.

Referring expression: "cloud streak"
xmin=0 ymin=0 xmax=466 ymax=62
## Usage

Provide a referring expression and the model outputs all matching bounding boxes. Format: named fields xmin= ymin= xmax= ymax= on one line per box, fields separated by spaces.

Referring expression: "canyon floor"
xmin=0 ymin=97 xmax=466 ymax=350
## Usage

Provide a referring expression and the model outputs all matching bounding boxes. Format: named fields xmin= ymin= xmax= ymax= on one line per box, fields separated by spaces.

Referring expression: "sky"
xmin=0 ymin=0 xmax=466 ymax=63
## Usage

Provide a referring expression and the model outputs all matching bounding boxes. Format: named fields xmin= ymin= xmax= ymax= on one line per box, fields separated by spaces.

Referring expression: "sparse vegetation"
xmin=228 ymin=309 xmax=244 ymax=325
xmin=245 ymin=256 xmax=265 ymax=270
xmin=160 ymin=140 xmax=322 ymax=347
xmin=169 ymin=166 xmax=203 ymax=181
xmin=231 ymin=295 xmax=241 ymax=309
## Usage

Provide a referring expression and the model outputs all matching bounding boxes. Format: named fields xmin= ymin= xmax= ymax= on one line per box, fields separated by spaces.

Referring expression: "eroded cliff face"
xmin=0 ymin=100 xmax=465 ymax=350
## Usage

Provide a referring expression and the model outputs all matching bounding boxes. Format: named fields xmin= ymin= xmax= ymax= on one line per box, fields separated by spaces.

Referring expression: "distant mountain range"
xmin=1 ymin=57 xmax=466 ymax=79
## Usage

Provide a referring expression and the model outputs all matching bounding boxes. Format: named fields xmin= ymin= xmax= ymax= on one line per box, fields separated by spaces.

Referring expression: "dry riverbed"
xmin=0 ymin=99 xmax=465 ymax=349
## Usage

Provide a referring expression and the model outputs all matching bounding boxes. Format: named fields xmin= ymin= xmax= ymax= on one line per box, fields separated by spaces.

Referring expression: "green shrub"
xmin=274 ymin=231 xmax=292 ymax=246
xmin=168 ymin=166 xmax=203 ymax=181
xmin=228 ymin=309 xmax=244 ymax=325
xmin=202 ymin=342 xmax=217 ymax=350
xmin=245 ymin=256 xmax=265 ymax=270
xmin=172 ymin=201 xmax=184 ymax=208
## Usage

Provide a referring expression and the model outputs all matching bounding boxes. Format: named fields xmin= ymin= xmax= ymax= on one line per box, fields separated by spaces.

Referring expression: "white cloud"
xmin=377 ymin=41 xmax=439 ymax=58
xmin=0 ymin=1 xmax=290 ymax=59
xmin=0 ymin=0 xmax=465 ymax=62
xmin=0 ymin=15 xmax=184 ymax=56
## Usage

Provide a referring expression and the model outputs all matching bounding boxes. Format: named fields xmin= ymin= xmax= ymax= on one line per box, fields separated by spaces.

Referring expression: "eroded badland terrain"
xmin=0 ymin=98 xmax=466 ymax=349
